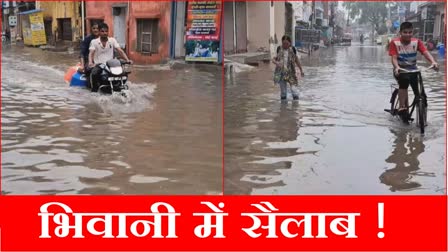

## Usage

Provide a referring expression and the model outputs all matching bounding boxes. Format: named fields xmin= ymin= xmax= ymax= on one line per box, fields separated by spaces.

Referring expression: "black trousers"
xmin=89 ymin=65 xmax=103 ymax=92
xmin=394 ymin=71 xmax=419 ymax=96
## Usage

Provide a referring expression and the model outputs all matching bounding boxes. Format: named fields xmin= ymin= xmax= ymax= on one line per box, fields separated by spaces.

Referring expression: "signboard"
xmin=295 ymin=29 xmax=321 ymax=44
xmin=185 ymin=1 xmax=222 ymax=62
xmin=9 ymin=16 xmax=17 ymax=26
xmin=22 ymin=11 xmax=46 ymax=46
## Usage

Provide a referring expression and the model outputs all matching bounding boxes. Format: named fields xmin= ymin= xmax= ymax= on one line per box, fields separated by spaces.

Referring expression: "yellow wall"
xmin=36 ymin=1 xmax=82 ymax=41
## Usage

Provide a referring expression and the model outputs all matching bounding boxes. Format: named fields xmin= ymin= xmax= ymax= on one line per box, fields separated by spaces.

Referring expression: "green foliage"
xmin=343 ymin=2 xmax=395 ymax=32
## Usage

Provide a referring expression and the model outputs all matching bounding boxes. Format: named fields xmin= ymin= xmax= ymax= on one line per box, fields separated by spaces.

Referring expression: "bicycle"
xmin=384 ymin=67 xmax=436 ymax=134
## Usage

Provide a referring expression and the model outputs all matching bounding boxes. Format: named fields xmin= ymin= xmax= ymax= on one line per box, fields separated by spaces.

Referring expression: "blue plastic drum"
xmin=438 ymin=44 xmax=445 ymax=58
xmin=70 ymin=72 xmax=88 ymax=87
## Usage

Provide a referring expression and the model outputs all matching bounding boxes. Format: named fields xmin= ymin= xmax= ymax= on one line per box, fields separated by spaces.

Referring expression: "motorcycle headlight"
xmin=110 ymin=67 xmax=123 ymax=75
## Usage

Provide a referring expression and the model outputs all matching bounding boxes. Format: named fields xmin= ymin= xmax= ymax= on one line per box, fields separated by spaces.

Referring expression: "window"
xmin=424 ymin=20 xmax=434 ymax=34
xmin=137 ymin=19 xmax=159 ymax=54
xmin=58 ymin=18 xmax=72 ymax=41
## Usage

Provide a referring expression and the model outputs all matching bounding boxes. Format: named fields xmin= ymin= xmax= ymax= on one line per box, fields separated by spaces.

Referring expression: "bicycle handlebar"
xmin=398 ymin=65 xmax=438 ymax=73
xmin=398 ymin=68 xmax=421 ymax=73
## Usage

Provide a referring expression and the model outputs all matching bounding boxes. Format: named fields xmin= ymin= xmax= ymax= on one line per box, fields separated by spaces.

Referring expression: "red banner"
xmin=0 ymin=196 xmax=446 ymax=251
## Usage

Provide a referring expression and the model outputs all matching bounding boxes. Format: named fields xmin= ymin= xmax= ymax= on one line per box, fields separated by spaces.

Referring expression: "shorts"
xmin=393 ymin=70 xmax=419 ymax=93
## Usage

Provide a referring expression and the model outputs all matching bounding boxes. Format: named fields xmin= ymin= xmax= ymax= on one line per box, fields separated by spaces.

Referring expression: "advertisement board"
xmin=185 ymin=1 xmax=221 ymax=62
xmin=21 ymin=10 xmax=46 ymax=46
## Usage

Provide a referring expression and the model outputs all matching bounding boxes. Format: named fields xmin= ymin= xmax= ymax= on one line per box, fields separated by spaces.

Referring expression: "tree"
xmin=343 ymin=1 xmax=356 ymax=26
xmin=343 ymin=2 xmax=394 ymax=37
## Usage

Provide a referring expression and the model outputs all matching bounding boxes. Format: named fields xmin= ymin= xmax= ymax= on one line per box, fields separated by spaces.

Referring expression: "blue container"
xmin=70 ymin=72 xmax=88 ymax=87
xmin=438 ymin=44 xmax=445 ymax=58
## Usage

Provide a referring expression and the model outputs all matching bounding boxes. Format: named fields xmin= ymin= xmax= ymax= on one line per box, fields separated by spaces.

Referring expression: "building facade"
xmin=433 ymin=2 xmax=446 ymax=44
xmin=36 ymin=1 xmax=82 ymax=45
xmin=85 ymin=1 xmax=171 ymax=64
xmin=407 ymin=1 xmax=446 ymax=44
xmin=224 ymin=1 xmax=285 ymax=57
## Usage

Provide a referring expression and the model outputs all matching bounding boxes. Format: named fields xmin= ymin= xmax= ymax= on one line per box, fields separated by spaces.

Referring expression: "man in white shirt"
xmin=88 ymin=23 xmax=132 ymax=91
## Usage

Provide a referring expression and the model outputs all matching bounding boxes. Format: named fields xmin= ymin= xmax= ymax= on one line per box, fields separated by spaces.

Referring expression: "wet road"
xmin=2 ymin=46 xmax=222 ymax=195
xmin=225 ymin=42 xmax=446 ymax=195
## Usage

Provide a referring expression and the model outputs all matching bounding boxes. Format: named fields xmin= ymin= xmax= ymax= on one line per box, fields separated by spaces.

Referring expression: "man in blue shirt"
xmin=78 ymin=23 xmax=99 ymax=73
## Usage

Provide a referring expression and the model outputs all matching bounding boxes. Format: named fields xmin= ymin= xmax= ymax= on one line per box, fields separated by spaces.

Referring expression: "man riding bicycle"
xmin=388 ymin=22 xmax=439 ymax=123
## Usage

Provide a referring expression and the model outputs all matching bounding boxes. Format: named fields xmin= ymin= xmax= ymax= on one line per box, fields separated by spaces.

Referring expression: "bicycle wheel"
xmin=416 ymin=73 xmax=427 ymax=134
xmin=417 ymin=99 xmax=427 ymax=134
xmin=390 ymin=88 xmax=399 ymax=115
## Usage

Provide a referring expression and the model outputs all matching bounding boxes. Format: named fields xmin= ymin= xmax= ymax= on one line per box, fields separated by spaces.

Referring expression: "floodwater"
xmin=1 ymin=46 xmax=222 ymax=195
xmin=225 ymin=41 xmax=446 ymax=195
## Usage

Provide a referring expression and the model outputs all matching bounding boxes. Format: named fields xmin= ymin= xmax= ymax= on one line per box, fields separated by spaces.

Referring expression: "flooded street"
xmin=225 ymin=42 xmax=446 ymax=195
xmin=2 ymin=46 xmax=222 ymax=195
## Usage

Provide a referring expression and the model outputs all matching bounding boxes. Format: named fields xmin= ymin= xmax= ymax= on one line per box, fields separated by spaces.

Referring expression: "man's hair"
xmin=400 ymin=22 xmax=413 ymax=31
xmin=99 ymin=23 xmax=109 ymax=31
xmin=281 ymin=35 xmax=292 ymax=43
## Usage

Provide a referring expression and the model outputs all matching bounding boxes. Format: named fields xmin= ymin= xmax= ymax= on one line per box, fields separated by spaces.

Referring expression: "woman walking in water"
xmin=272 ymin=35 xmax=304 ymax=101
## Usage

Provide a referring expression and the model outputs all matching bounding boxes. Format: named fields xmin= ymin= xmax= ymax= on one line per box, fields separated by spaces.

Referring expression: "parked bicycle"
xmin=384 ymin=66 xmax=436 ymax=134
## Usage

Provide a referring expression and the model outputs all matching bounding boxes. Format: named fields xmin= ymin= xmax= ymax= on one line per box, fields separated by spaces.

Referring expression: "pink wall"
xmin=86 ymin=2 xmax=171 ymax=64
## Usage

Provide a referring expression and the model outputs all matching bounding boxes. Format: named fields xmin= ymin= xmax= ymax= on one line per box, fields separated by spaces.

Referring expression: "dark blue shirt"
xmin=80 ymin=34 xmax=97 ymax=61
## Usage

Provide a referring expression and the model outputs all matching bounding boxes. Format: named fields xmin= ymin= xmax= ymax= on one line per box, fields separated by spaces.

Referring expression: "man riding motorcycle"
xmin=88 ymin=22 xmax=132 ymax=92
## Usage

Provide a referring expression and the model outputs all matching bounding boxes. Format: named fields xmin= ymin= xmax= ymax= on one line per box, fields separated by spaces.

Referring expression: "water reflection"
xmin=381 ymin=130 xmax=435 ymax=192
xmin=275 ymin=102 xmax=300 ymax=142
xmin=240 ymin=102 xmax=300 ymax=191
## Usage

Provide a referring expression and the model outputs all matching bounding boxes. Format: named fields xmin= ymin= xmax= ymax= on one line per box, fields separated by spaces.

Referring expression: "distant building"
xmin=36 ymin=1 xmax=82 ymax=45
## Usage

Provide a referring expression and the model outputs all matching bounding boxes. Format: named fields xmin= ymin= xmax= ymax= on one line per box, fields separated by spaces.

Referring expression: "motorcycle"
xmin=89 ymin=59 xmax=132 ymax=96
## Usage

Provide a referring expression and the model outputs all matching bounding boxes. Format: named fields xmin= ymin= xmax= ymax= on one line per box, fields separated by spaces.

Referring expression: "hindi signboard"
xmin=21 ymin=10 xmax=47 ymax=46
xmin=185 ymin=1 xmax=222 ymax=62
